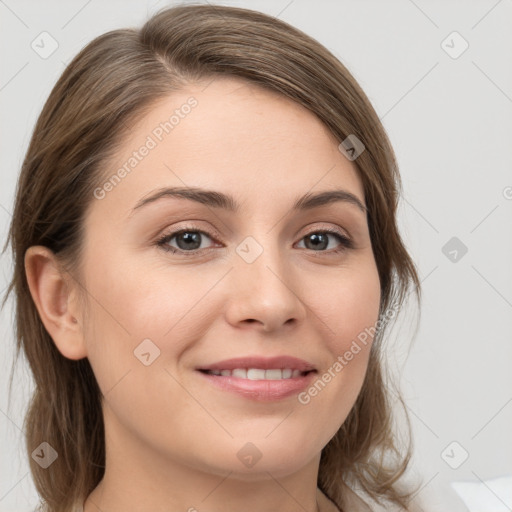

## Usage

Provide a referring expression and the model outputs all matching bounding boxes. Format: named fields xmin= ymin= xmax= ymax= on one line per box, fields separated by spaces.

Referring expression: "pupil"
xmin=178 ymin=232 xmax=201 ymax=250
xmin=306 ymin=233 xmax=327 ymax=250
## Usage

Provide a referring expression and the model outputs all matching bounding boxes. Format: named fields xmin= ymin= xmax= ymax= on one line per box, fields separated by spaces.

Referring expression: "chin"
xmin=200 ymin=438 xmax=320 ymax=480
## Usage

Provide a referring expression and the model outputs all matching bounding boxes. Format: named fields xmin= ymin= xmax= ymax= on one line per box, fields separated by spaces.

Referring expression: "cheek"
xmin=316 ymin=258 xmax=381 ymax=355
xmin=299 ymin=259 xmax=381 ymax=415
xmin=80 ymin=250 xmax=215 ymax=390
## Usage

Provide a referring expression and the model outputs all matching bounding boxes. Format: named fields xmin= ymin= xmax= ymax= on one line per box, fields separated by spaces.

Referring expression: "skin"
xmin=25 ymin=76 xmax=381 ymax=512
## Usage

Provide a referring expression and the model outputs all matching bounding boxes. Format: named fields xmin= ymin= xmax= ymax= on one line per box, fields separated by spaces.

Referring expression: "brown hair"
xmin=3 ymin=4 xmax=421 ymax=511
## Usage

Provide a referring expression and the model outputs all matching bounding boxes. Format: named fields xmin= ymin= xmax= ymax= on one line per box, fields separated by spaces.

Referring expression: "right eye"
xmin=156 ymin=227 xmax=219 ymax=256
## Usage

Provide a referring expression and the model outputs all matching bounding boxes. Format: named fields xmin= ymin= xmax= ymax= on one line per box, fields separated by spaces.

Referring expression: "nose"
xmin=224 ymin=242 xmax=307 ymax=333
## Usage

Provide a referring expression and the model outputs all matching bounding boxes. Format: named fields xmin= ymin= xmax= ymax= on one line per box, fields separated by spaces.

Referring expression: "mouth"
xmin=198 ymin=368 xmax=314 ymax=380
xmin=195 ymin=356 xmax=318 ymax=401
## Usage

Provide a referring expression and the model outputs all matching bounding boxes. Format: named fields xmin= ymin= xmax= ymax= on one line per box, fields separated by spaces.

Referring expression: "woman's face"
xmin=79 ymin=76 xmax=381 ymax=479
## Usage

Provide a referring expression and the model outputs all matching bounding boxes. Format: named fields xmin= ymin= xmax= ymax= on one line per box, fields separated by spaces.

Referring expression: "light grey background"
xmin=1 ymin=1 xmax=511 ymax=511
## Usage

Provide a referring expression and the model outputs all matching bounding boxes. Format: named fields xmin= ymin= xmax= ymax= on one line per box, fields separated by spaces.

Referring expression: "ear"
xmin=24 ymin=245 xmax=87 ymax=360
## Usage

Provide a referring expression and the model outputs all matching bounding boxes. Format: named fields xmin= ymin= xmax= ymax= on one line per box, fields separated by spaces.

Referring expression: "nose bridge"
xmin=235 ymin=233 xmax=287 ymax=288
xmin=227 ymin=232 xmax=306 ymax=330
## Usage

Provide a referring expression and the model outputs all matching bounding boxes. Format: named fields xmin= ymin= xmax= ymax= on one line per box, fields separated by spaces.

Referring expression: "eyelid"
xmin=299 ymin=222 xmax=351 ymax=240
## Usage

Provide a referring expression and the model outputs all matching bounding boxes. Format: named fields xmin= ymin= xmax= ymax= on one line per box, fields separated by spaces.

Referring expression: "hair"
xmin=3 ymin=4 xmax=422 ymax=512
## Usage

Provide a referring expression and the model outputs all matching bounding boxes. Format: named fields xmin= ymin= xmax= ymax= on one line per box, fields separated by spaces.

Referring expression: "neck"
xmin=83 ymin=404 xmax=336 ymax=512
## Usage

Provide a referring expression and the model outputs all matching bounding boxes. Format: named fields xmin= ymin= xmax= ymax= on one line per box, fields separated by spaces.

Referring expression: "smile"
xmin=200 ymin=368 xmax=310 ymax=380
xmin=197 ymin=368 xmax=317 ymax=401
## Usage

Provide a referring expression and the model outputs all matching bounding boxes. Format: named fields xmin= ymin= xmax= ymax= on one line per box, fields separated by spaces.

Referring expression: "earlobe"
xmin=24 ymin=245 xmax=87 ymax=360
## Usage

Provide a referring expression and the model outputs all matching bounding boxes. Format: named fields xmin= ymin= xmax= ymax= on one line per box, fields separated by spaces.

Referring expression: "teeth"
xmin=205 ymin=368 xmax=309 ymax=380
xmin=265 ymin=369 xmax=283 ymax=380
xmin=247 ymin=369 xmax=266 ymax=380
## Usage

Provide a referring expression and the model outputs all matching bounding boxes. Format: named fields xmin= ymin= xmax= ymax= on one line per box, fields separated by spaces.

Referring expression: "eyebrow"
xmin=130 ymin=186 xmax=367 ymax=216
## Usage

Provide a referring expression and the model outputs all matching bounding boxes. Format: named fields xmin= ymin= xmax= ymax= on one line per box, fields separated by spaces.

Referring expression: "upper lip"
xmin=197 ymin=355 xmax=316 ymax=372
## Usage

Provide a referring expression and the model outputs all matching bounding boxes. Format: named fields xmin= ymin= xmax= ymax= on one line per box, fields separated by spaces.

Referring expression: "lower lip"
xmin=196 ymin=370 xmax=317 ymax=401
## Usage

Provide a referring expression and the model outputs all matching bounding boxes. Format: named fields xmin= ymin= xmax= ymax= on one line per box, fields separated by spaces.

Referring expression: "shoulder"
xmin=318 ymin=485 xmax=426 ymax=512
xmin=341 ymin=486 xmax=425 ymax=512
xmin=342 ymin=486 xmax=373 ymax=511
xmin=351 ymin=491 xmax=426 ymax=512
xmin=317 ymin=486 xmax=372 ymax=512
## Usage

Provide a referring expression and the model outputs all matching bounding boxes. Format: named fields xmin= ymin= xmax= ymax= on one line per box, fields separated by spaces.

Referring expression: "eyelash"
xmin=155 ymin=224 xmax=354 ymax=258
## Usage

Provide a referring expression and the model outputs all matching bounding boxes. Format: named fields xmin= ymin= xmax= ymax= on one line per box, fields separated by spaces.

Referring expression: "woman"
xmin=4 ymin=4 xmax=422 ymax=512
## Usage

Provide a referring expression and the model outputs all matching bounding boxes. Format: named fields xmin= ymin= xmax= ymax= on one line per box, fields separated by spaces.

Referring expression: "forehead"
xmin=91 ymin=76 xmax=365 ymax=220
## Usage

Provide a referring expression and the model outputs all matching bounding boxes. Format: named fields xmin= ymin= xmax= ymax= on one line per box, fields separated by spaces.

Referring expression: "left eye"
xmin=156 ymin=228 xmax=352 ymax=255
xmin=296 ymin=231 xmax=351 ymax=252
